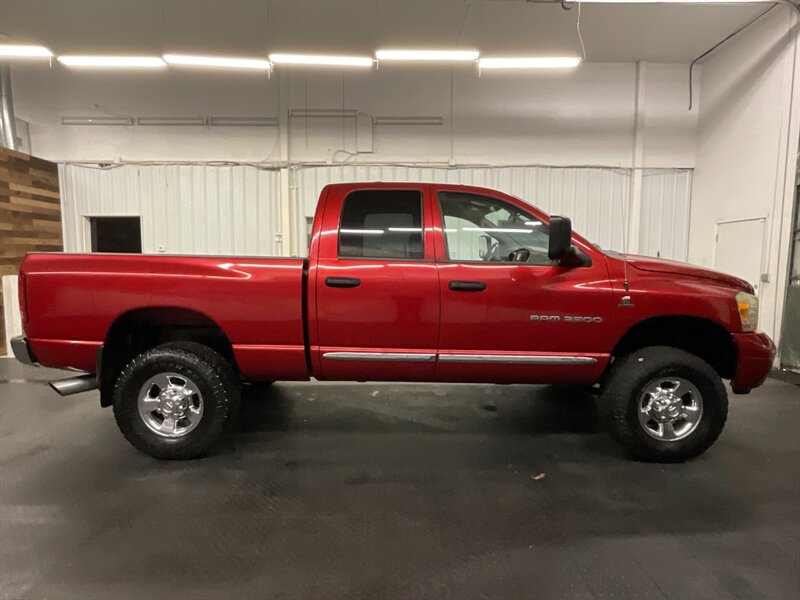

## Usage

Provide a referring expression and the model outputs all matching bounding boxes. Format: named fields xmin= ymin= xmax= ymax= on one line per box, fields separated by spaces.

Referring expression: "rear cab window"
xmin=338 ymin=190 xmax=424 ymax=260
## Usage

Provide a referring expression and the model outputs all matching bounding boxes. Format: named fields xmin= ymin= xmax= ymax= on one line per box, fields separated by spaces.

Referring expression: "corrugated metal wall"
xmin=295 ymin=165 xmax=632 ymax=255
xmin=295 ymin=165 xmax=691 ymax=259
xmin=60 ymin=164 xmax=281 ymax=256
xmin=59 ymin=163 xmax=691 ymax=261
xmin=640 ymin=169 xmax=692 ymax=261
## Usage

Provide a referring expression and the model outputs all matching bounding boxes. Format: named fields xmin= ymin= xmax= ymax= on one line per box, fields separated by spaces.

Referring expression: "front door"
xmin=432 ymin=186 xmax=613 ymax=384
xmin=312 ymin=185 xmax=440 ymax=381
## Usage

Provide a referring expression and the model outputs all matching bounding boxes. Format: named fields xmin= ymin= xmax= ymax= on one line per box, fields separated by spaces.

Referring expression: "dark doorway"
xmin=89 ymin=217 xmax=142 ymax=253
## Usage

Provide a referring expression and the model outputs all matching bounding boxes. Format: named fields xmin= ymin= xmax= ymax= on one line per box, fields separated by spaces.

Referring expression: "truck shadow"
xmin=236 ymin=382 xmax=600 ymax=437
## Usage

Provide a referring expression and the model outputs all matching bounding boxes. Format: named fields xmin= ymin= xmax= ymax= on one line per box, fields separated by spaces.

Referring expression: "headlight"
xmin=736 ymin=292 xmax=759 ymax=332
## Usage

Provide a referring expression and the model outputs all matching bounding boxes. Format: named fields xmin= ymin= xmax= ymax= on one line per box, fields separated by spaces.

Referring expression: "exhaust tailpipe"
xmin=50 ymin=374 xmax=99 ymax=396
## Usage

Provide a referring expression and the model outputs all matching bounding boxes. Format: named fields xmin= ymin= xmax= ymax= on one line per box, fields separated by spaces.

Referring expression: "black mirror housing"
xmin=548 ymin=216 xmax=573 ymax=261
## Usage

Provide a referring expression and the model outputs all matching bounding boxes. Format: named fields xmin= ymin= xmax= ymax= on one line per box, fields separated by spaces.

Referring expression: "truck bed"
xmin=20 ymin=253 xmax=310 ymax=381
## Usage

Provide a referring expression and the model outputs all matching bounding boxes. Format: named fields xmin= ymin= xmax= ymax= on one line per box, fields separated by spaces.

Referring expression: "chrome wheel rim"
xmin=137 ymin=372 xmax=204 ymax=438
xmin=637 ymin=377 xmax=703 ymax=441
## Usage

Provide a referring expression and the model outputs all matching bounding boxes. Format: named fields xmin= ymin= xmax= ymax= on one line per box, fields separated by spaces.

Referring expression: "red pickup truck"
xmin=12 ymin=182 xmax=775 ymax=462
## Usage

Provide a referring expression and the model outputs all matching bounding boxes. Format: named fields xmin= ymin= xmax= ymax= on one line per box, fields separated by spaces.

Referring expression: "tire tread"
xmin=112 ymin=344 xmax=239 ymax=460
xmin=600 ymin=346 xmax=728 ymax=462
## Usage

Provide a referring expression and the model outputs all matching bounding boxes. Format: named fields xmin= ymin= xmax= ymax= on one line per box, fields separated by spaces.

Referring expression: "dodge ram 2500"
xmin=12 ymin=183 xmax=775 ymax=461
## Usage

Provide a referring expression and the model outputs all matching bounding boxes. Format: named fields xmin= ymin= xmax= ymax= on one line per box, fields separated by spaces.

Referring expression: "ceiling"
xmin=0 ymin=0 xmax=772 ymax=64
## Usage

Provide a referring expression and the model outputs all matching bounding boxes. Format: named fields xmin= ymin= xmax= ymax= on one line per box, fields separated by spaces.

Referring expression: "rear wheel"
xmin=112 ymin=343 xmax=240 ymax=459
xmin=600 ymin=346 xmax=728 ymax=462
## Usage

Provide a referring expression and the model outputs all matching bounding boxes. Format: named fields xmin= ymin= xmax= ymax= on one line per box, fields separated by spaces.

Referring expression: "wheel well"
xmin=611 ymin=316 xmax=737 ymax=379
xmin=99 ymin=307 xmax=236 ymax=407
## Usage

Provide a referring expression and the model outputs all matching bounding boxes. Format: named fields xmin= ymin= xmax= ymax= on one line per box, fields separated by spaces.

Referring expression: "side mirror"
xmin=478 ymin=234 xmax=492 ymax=259
xmin=548 ymin=216 xmax=573 ymax=261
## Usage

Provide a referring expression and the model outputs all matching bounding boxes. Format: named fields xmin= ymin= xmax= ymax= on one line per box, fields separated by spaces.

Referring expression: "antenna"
xmin=623 ymin=259 xmax=630 ymax=292
xmin=619 ymin=165 xmax=631 ymax=293
xmin=621 ymin=175 xmax=631 ymax=292
xmin=622 ymin=208 xmax=630 ymax=291
xmin=623 ymin=60 xmax=647 ymax=294
xmin=618 ymin=191 xmax=632 ymax=303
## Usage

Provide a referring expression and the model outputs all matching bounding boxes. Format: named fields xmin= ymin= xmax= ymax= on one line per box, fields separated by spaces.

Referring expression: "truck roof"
xmin=322 ymin=181 xmax=502 ymax=195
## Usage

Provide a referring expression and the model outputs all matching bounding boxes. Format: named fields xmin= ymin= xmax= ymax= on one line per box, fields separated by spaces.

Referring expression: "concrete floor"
xmin=1 ymin=358 xmax=798 ymax=600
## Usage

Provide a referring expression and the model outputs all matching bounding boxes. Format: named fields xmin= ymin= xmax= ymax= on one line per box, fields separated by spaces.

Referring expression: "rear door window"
xmin=338 ymin=190 xmax=424 ymax=259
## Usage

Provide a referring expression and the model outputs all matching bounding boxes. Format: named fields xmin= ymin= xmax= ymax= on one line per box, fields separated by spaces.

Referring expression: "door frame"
xmin=712 ymin=216 xmax=768 ymax=293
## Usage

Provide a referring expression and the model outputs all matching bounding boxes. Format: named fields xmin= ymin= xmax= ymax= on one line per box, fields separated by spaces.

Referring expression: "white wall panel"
xmin=60 ymin=164 xmax=281 ymax=256
xmin=16 ymin=63 xmax=696 ymax=168
xmin=295 ymin=165 xmax=632 ymax=256
xmin=2 ymin=276 xmax=22 ymax=357
xmin=639 ymin=169 xmax=692 ymax=261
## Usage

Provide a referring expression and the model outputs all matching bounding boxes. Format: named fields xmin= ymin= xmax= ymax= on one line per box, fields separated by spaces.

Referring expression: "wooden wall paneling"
xmin=0 ymin=148 xmax=62 ymax=355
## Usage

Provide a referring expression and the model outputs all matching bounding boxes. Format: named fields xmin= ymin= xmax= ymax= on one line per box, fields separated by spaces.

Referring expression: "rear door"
xmin=432 ymin=186 xmax=612 ymax=384
xmin=311 ymin=185 xmax=440 ymax=381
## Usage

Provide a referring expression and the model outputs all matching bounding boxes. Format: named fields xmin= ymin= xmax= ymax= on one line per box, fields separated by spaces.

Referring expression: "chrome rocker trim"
xmin=323 ymin=352 xmax=437 ymax=362
xmin=322 ymin=351 xmax=597 ymax=365
xmin=438 ymin=354 xmax=598 ymax=365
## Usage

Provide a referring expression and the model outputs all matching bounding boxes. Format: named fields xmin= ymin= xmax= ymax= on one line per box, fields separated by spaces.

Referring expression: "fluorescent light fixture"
xmin=137 ymin=117 xmax=206 ymax=126
xmin=388 ymin=227 xmax=423 ymax=232
xmin=269 ymin=54 xmax=373 ymax=67
xmin=289 ymin=108 xmax=359 ymax=119
xmin=373 ymin=116 xmax=443 ymax=126
xmin=478 ymin=56 xmax=582 ymax=69
xmin=163 ymin=54 xmax=271 ymax=70
xmin=207 ymin=116 xmax=278 ymax=126
xmin=58 ymin=56 xmax=166 ymax=68
xmin=375 ymin=49 xmax=479 ymax=62
xmin=0 ymin=44 xmax=53 ymax=58
xmin=62 ymin=116 xmax=134 ymax=126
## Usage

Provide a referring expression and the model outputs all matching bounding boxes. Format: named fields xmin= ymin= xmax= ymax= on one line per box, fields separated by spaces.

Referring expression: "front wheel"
xmin=600 ymin=346 xmax=728 ymax=462
xmin=112 ymin=343 xmax=240 ymax=459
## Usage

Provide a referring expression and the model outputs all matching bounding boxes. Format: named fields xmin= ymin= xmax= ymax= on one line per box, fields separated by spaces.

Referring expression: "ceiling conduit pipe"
xmin=0 ymin=61 xmax=18 ymax=150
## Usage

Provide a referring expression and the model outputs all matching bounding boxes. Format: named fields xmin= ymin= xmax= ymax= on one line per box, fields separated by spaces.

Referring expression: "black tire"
xmin=600 ymin=346 xmax=728 ymax=462
xmin=112 ymin=343 xmax=240 ymax=459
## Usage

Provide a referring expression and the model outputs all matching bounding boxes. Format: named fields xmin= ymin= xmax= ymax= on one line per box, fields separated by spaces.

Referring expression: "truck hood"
xmin=623 ymin=254 xmax=753 ymax=292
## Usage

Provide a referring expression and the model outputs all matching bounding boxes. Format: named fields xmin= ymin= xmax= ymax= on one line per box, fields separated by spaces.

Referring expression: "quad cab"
xmin=12 ymin=183 xmax=775 ymax=460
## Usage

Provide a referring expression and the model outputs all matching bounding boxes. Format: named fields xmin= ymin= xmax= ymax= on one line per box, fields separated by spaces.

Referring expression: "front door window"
xmin=438 ymin=191 xmax=551 ymax=265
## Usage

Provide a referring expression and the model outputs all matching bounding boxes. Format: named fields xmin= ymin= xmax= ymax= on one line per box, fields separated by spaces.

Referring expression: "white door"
xmin=713 ymin=218 xmax=766 ymax=293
